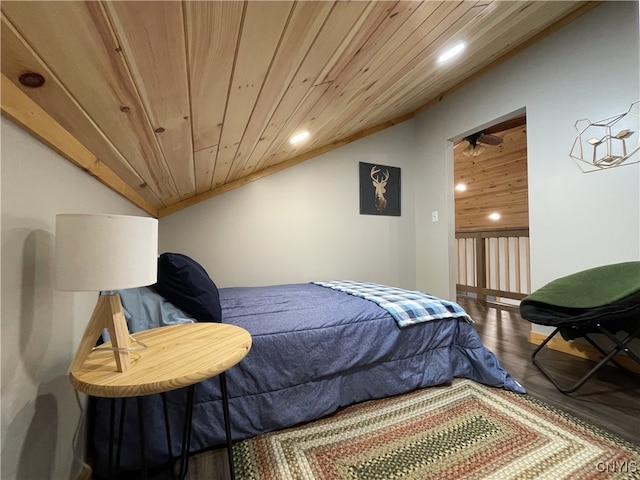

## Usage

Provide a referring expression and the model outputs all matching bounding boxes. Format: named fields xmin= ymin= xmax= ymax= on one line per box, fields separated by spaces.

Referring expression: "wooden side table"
xmin=70 ymin=323 xmax=252 ymax=479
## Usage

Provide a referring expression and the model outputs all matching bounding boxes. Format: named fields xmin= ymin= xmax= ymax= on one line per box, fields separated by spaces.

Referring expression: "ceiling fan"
xmin=462 ymin=131 xmax=503 ymax=157
xmin=459 ymin=113 xmax=526 ymax=157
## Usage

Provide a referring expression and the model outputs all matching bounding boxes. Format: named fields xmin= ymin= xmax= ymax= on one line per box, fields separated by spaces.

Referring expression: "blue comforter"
xmin=91 ymin=283 xmax=524 ymax=473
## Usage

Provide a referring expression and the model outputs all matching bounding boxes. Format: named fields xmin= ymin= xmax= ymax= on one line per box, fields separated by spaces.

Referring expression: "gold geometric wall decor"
xmin=569 ymin=100 xmax=639 ymax=172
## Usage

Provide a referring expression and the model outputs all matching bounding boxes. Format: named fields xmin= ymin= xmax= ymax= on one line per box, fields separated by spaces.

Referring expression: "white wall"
xmin=414 ymin=1 xmax=640 ymax=302
xmin=1 ymin=118 xmax=150 ymax=480
xmin=160 ymin=121 xmax=417 ymax=289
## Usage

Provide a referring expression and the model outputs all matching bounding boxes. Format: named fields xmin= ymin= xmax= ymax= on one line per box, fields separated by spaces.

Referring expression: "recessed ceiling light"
xmin=455 ymin=183 xmax=467 ymax=192
xmin=290 ymin=131 xmax=310 ymax=145
xmin=438 ymin=42 xmax=466 ymax=64
xmin=488 ymin=212 xmax=501 ymax=221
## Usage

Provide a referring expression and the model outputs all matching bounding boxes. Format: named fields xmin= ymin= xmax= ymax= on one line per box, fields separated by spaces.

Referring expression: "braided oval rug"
xmin=232 ymin=379 xmax=640 ymax=480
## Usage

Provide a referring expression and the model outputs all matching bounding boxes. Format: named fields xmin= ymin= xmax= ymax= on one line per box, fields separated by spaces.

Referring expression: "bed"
xmin=89 ymin=255 xmax=525 ymax=475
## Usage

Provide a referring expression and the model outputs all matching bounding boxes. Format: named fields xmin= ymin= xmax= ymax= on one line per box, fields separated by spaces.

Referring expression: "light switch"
xmin=431 ymin=211 xmax=439 ymax=222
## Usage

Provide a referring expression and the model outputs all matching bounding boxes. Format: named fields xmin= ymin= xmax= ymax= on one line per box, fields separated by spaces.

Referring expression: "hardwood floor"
xmin=457 ymin=295 xmax=640 ymax=446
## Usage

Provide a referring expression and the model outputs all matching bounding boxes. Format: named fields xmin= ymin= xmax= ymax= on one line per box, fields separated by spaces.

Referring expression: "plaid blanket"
xmin=313 ymin=280 xmax=472 ymax=328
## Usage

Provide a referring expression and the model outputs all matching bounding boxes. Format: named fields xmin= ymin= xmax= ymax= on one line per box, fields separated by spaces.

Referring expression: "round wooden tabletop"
xmin=69 ymin=323 xmax=252 ymax=398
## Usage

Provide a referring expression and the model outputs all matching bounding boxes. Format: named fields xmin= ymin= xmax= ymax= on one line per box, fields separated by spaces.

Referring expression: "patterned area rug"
xmin=232 ymin=379 xmax=640 ymax=480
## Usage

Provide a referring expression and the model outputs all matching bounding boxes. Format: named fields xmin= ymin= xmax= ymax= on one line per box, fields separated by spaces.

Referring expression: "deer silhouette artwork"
xmin=370 ymin=166 xmax=390 ymax=213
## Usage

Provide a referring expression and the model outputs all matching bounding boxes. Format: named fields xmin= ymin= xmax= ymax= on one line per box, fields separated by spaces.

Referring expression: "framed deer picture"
xmin=359 ymin=162 xmax=401 ymax=216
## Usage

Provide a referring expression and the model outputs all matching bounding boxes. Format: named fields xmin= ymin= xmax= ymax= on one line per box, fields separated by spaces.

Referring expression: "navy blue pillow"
xmin=153 ymin=253 xmax=222 ymax=322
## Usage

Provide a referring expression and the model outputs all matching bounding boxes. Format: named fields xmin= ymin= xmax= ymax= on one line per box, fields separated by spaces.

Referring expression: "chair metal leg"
xmin=531 ymin=328 xmax=580 ymax=394
xmin=594 ymin=323 xmax=640 ymax=364
xmin=582 ymin=334 xmax=626 ymax=369
xmin=532 ymin=324 xmax=640 ymax=394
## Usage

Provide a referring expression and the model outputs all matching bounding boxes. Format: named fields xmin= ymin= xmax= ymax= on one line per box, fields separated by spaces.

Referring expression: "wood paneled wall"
xmin=454 ymin=124 xmax=529 ymax=231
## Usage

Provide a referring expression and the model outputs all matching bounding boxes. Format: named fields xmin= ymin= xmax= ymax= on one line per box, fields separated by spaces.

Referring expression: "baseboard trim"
xmin=529 ymin=331 xmax=640 ymax=374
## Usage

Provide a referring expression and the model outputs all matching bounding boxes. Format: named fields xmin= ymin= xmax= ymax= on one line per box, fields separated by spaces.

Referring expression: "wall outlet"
xmin=431 ymin=211 xmax=439 ymax=222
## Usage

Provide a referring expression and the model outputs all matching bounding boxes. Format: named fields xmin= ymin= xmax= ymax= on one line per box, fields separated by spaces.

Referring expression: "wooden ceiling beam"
xmin=1 ymin=74 xmax=159 ymax=217
xmin=1 ymin=13 xmax=163 ymax=210
xmin=1 ymin=1 xmax=181 ymax=205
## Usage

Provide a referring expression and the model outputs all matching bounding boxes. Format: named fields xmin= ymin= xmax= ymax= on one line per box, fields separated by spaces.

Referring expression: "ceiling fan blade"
xmin=477 ymin=133 xmax=503 ymax=145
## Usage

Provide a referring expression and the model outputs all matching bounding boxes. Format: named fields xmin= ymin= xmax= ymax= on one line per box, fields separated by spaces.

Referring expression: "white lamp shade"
xmin=55 ymin=214 xmax=158 ymax=291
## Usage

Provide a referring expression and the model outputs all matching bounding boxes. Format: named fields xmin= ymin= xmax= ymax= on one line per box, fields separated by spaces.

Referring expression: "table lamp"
xmin=55 ymin=213 xmax=158 ymax=373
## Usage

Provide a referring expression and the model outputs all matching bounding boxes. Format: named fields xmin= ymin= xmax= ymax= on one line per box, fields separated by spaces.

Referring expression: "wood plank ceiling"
xmin=454 ymin=118 xmax=529 ymax=231
xmin=1 ymin=1 xmax=595 ymax=217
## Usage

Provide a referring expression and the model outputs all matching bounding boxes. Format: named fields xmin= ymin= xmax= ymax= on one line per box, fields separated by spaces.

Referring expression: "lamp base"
xmin=69 ymin=293 xmax=132 ymax=373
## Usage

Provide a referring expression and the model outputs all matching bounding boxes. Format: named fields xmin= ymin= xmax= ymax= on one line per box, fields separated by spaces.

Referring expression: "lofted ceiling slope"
xmin=1 ymin=1 xmax=596 ymax=217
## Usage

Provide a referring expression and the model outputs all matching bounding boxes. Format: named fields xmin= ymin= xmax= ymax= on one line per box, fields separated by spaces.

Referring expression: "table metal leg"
xmin=115 ymin=399 xmax=127 ymax=472
xmin=136 ymin=397 xmax=148 ymax=480
xmin=107 ymin=398 xmax=128 ymax=480
xmin=219 ymin=372 xmax=235 ymax=480
xmin=177 ymin=385 xmax=195 ymax=479
xmin=107 ymin=399 xmax=116 ymax=480
xmin=161 ymin=393 xmax=177 ymax=480
xmin=103 ymin=378 xmax=232 ymax=480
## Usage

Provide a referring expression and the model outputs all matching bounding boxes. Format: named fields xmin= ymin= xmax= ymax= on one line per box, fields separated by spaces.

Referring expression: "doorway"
xmin=453 ymin=113 xmax=531 ymax=302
